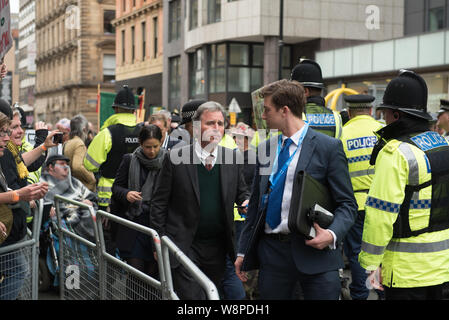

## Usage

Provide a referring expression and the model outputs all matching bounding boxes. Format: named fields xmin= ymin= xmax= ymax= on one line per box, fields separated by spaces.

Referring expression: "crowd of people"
xmin=1 ymin=58 xmax=449 ymax=301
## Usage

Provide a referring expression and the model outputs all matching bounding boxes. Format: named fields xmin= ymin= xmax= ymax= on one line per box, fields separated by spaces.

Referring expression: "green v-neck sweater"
xmin=194 ymin=164 xmax=225 ymax=244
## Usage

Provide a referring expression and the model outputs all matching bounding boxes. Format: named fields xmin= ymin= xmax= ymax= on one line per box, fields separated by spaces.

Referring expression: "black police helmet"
xmin=379 ymin=70 xmax=431 ymax=121
xmin=180 ymin=99 xmax=207 ymax=125
xmin=290 ymin=59 xmax=324 ymax=89
xmin=112 ymin=85 xmax=136 ymax=110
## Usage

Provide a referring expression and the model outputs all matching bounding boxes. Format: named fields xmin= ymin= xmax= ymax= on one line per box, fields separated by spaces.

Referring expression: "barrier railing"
xmin=0 ymin=200 xmax=43 ymax=300
xmin=161 ymin=236 xmax=220 ymax=300
xmin=95 ymin=209 xmax=168 ymax=300
xmin=40 ymin=195 xmax=220 ymax=300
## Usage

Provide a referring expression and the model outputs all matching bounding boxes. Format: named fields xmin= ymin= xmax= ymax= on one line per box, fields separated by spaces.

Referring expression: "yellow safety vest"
xmin=359 ymin=135 xmax=449 ymax=288
xmin=340 ymin=115 xmax=384 ymax=211
xmin=84 ymin=113 xmax=137 ymax=207
xmin=217 ymin=134 xmax=246 ymax=222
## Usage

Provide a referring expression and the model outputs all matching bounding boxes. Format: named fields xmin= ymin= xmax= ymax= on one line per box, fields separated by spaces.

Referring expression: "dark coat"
xmin=150 ymin=144 xmax=250 ymax=267
xmin=0 ymin=150 xmax=29 ymax=246
xmin=111 ymin=153 xmax=159 ymax=253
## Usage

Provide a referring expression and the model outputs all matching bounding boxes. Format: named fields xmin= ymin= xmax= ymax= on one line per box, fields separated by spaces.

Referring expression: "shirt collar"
xmin=162 ymin=132 xmax=169 ymax=148
xmin=282 ymin=125 xmax=305 ymax=147
xmin=194 ymin=140 xmax=218 ymax=161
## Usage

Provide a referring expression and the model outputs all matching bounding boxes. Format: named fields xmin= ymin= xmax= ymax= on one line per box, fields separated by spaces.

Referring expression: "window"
xmin=131 ymin=26 xmax=135 ymax=62
xmin=142 ymin=21 xmax=146 ymax=59
xmin=428 ymin=3 xmax=445 ymax=31
xmin=209 ymin=44 xmax=226 ymax=93
xmin=103 ymin=54 xmax=116 ymax=83
xmin=281 ymin=46 xmax=292 ymax=79
xmin=104 ymin=10 xmax=115 ymax=34
xmin=123 ymin=0 xmax=126 ymax=12
xmin=121 ymin=30 xmax=126 ymax=64
xmin=228 ymin=43 xmax=263 ymax=92
xmin=189 ymin=48 xmax=205 ymax=97
xmin=189 ymin=0 xmax=198 ymax=30
xmin=169 ymin=0 xmax=181 ymax=42
xmin=153 ymin=17 xmax=158 ymax=58
xmin=169 ymin=56 xmax=181 ymax=102
xmin=207 ymin=0 xmax=221 ymax=24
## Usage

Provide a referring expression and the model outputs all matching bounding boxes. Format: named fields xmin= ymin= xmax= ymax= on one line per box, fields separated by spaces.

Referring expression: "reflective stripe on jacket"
xmin=340 ymin=115 xmax=384 ymax=210
xmin=359 ymin=136 xmax=449 ymax=288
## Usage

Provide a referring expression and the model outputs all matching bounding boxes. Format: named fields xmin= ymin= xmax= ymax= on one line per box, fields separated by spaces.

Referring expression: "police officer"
xmin=359 ymin=70 xmax=449 ymax=300
xmin=340 ymin=94 xmax=384 ymax=300
xmin=437 ymin=99 xmax=449 ymax=141
xmin=290 ymin=59 xmax=342 ymax=138
xmin=84 ymin=85 xmax=141 ymax=211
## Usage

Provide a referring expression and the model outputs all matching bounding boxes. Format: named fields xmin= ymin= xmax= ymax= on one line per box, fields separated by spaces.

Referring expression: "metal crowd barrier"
xmin=95 ymin=209 xmax=168 ymax=300
xmin=53 ymin=195 xmax=220 ymax=300
xmin=161 ymin=236 xmax=220 ymax=300
xmin=0 ymin=200 xmax=43 ymax=300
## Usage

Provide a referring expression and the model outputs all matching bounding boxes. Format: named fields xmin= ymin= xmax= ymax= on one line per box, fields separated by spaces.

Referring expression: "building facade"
xmin=35 ymin=0 xmax=116 ymax=126
xmin=2 ymin=13 xmax=19 ymax=108
xmin=18 ymin=0 xmax=36 ymax=121
xmin=316 ymin=0 xmax=449 ymax=115
xmin=113 ymin=0 xmax=163 ymax=116
xmin=163 ymin=0 xmax=404 ymax=123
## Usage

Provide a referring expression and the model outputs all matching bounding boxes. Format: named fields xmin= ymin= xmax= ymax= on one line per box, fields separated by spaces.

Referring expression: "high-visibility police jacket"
xmin=340 ymin=115 xmax=384 ymax=211
xmin=359 ymin=130 xmax=449 ymax=288
xmin=84 ymin=113 xmax=138 ymax=207
xmin=304 ymin=101 xmax=342 ymax=139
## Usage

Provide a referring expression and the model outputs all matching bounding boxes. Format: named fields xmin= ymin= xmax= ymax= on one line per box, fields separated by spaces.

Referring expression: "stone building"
xmin=35 ymin=0 xmax=116 ymax=127
xmin=112 ymin=0 xmax=163 ymax=117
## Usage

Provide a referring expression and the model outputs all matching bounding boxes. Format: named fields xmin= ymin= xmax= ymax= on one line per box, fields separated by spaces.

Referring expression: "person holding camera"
xmin=234 ymin=80 xmax=357 ymax=300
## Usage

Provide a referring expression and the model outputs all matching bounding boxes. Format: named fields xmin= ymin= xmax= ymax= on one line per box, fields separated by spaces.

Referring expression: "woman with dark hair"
xmin=111 ymin=125 xmax=166 ymax=285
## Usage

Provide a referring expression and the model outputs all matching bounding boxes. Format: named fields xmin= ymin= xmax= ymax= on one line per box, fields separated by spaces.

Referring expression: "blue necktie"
xmin=265 ymin=138 xmax=293 ymax=230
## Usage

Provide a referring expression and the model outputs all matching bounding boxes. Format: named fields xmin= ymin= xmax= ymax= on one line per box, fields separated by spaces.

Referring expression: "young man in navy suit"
xmin=235 ymin=80 xmax=357 ymax=300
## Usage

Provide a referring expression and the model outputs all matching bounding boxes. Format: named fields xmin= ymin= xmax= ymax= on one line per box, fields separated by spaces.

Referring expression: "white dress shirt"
xmin=194 ymin=141 xmax=218 ymax=167
xmin=264 ymin=127 xmax=337 ymax=248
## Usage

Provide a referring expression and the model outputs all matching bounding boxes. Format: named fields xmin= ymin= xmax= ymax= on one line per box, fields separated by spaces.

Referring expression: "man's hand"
xmin=35 ymin=121 xmax=48 ymax=130
xmin=16 ymin=182 xmax=48 ymax=201
xmin=305 ymin=222 xmax=334 ymax=250
xmin=238 ymin=199 xmax=249 ymax=215
xmin=44 ymin=130 xmax=61 ymax=149
xmin=82 ymin=199 xmax=93 ymax=206
xmin=49 ymin=206 xmax=56 ymax=218
xmin=126 ymin=191 xmax=142 ymax=203
xmin=234 ymin=256 xmax=248 ymax=282
xmin=367 ymin=267 xmax=384 ymax=291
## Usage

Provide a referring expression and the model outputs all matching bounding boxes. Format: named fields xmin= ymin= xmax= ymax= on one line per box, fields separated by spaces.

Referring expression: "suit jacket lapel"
xmin=294 ymin=129 xmax=317 ymax=175
xmin=186 ymin=144 xmax=201 ymax=205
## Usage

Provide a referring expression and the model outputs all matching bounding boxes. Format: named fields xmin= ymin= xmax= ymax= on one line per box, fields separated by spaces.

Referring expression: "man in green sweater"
xmin=150 ymin=101 xmax=250 ymax=300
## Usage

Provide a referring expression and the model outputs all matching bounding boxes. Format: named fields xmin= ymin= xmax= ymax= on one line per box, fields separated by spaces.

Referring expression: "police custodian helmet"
xmin=112 ymin=85 xmax=137 ymax=110
xmin=290 ymin=59 xmax=324 ymax=89
xmin=378 ymin=69 xmax=432 ymax=121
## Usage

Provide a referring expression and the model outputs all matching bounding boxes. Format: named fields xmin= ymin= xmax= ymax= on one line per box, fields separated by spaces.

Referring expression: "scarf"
xmin=126 ymin=147 xmax=166 ymax=219
xmin=370 ymin=116 xmax=430 ymax=165
xmin=7 ymin=141 xmax=29 ymax=180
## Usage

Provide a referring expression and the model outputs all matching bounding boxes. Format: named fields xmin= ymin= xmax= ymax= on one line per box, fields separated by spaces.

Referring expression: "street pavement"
xmin=37 ymin=267 xmax=379 ymax=300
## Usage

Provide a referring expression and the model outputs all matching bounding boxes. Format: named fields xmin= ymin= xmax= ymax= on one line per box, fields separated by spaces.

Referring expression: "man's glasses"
xmin=0 ymin=129 xmax=11 ymax=137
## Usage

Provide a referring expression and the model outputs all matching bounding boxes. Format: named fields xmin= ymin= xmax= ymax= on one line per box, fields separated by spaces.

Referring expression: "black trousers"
xmin=384 ymin=284 xmax=444 ymax=300
xmin=172 ymin=240 xmax=226 ymax=300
